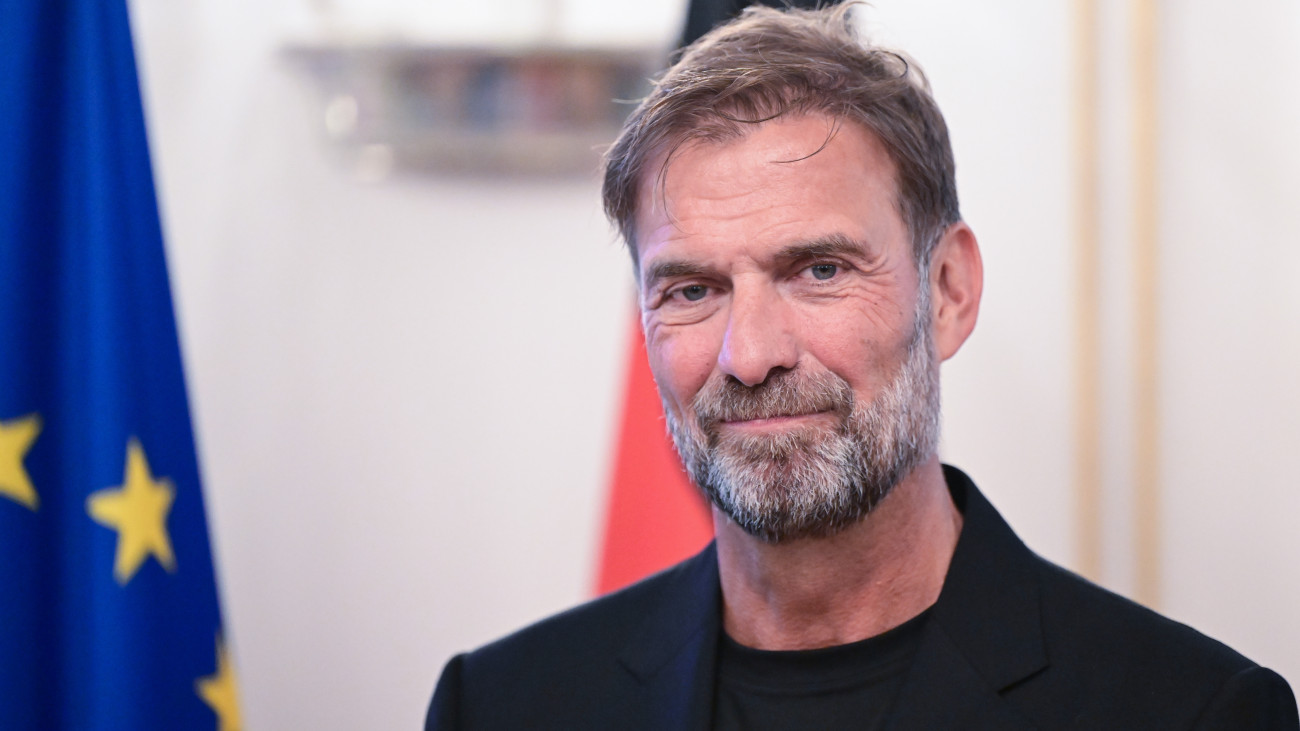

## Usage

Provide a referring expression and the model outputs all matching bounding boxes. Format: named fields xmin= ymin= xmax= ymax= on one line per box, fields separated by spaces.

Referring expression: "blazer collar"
xmin=616 ymin=543 xmax=721 ymax=730
xmin=614 ymin=466 xmax=1048 ymax=730
xmin=886 ymin=465 xmax=1048 ymax=729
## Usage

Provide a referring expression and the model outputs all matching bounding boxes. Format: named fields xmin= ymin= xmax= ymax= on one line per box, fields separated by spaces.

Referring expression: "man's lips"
xmin=720 ymin=410 xmax=834 ymax=429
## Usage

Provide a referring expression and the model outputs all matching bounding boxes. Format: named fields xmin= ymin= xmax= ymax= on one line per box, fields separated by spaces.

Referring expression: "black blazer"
xmin=428 ymin=466 xmax=1298 ymax=729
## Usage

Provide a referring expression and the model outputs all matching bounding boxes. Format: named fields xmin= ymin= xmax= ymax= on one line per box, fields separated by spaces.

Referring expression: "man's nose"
xmin=717 ymin=286 xmax=798 ymax=387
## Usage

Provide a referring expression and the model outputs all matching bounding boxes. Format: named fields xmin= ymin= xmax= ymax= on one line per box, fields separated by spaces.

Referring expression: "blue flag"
xmin=0 ymin=1 xmax=238 ymax=729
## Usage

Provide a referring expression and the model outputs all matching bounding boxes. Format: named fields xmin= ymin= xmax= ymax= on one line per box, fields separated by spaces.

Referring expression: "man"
xmin=427 ymin=6 xmax=1298 ymax=729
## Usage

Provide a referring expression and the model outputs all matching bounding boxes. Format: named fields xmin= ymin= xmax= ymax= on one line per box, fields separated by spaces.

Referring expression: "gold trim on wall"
xmin=1071 ymin=0 xmax=1103 ymax=583
xmin=1132 ymin=0 xmax=1162 ymax=609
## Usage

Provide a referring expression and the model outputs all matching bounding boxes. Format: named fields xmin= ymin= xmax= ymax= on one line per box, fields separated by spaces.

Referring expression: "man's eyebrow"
xmin=642 ymin=260 xmax=711 ymax=289
xmin=774 ymin=234 xmax=872 ymax=263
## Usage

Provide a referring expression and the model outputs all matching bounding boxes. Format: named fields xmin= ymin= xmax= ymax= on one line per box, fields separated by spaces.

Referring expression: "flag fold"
xmin=1 ymin=1 xmax=236 ymax=728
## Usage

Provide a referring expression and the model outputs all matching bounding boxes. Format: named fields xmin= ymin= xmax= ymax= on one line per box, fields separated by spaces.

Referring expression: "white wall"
xmin=1158 ymin=0 xmax=1300 ymax=683
xmin=128 ymin=1 xmax=1299 ymax=728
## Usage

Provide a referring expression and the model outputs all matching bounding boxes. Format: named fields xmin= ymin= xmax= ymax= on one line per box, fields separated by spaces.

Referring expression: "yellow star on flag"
xmin=86 ymin=438 xmax=177 ymax=585
xmin=0 ymin=414 xmax=42 ymax=511
xmin=197 ymin=635 xmax=242 ymax=731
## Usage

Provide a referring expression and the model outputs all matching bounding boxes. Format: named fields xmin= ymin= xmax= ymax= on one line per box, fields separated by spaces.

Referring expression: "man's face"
xmin=634 ymin=114 xmax=941 ymax=543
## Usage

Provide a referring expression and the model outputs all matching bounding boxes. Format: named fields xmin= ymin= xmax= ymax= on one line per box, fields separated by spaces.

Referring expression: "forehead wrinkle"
xmin=636 ymin=117 xmax=902 ymax=280
xmin=648 ymin=124 xmax=798 ymax=231
xmin=642 ymin=119 xmax=840 ymax=238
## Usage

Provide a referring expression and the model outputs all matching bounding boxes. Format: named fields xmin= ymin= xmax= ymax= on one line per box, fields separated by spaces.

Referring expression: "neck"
xmin=714 ymin=457 xmax=962 ymax=651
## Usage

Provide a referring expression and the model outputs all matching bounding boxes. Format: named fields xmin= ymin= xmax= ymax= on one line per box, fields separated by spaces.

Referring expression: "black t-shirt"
xmin=711 ymin=609 xmax=930 ymax=730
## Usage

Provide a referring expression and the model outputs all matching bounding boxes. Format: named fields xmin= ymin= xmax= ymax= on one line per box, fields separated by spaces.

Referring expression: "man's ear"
xmin=928 ymin=222 xmax=983 ymax=362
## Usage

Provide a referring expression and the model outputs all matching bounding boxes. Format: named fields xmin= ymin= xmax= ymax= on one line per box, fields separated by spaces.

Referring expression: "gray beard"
xmin=664 ymin=303 xmax=941 ymax=544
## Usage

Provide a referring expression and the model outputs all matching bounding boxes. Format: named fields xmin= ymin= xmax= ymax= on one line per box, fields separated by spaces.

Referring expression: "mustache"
xmin=693 ymin=368 xmax=854 ymax=428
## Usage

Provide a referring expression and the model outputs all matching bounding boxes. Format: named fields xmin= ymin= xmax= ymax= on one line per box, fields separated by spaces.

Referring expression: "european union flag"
xmin=0 ymin=0 xmax=238 ymax=728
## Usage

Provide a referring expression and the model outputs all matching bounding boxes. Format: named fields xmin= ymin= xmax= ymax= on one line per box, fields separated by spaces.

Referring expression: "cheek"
xmin=645 ymin=323 xmax=720 ymax=414
xmin=793 ymin=303 xmax=909 ymax=389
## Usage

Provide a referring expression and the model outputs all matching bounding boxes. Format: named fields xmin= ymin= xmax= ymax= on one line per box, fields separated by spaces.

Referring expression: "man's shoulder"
xmin=1016 ymin=552 xmax=1296 ymax=726
xmin=945 ymin=464 xmax=1257 ymax=674
xmin=467 ymin=551 xmax=700 ymax=674
xmin=938 ymin=465 xmax=1298 ymax=727
xmin=1029 ymin=551 xmax=1253 ymax=674
xmin=428 ymin=544 xmax=720 ymax=730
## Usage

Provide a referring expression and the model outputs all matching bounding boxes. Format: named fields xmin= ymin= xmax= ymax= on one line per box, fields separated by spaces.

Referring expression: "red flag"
xmin=595 ymin=315 xmax=714 ymax=595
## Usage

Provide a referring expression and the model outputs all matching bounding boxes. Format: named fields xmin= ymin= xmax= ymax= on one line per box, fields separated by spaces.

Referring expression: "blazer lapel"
xmin=887 ymin=622 xmax=1039 ymax=730
xmin=887 ymin=467 xmax=1049 ymax=730
xmin=616 ymin=543 xmax=722 ymax=731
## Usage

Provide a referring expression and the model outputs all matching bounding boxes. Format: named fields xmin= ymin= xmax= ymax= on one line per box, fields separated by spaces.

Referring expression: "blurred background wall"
xmin=126 ymin=0 xmax=1299 ymax=727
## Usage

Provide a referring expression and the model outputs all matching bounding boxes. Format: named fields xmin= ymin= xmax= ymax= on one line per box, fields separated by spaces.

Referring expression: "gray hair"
xmin=602 ymin=3 xmax=960 ymax=270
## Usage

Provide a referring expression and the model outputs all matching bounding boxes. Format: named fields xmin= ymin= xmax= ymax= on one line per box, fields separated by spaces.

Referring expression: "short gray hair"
xmin=602 ymin=3 xmax=960 ymax=269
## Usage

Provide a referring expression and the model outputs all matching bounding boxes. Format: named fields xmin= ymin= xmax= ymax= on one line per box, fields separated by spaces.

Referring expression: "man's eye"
xmin=679 ymin=285 xmax=708 ymax=302
xmin=809 ymin=264 xmax=838 ymax=281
